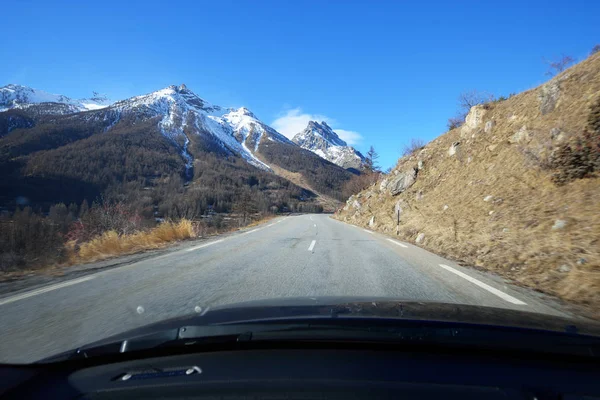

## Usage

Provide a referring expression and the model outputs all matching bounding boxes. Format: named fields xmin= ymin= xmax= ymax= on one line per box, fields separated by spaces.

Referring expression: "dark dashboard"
xmin=2 ymin=341 xmax=600 ymax=399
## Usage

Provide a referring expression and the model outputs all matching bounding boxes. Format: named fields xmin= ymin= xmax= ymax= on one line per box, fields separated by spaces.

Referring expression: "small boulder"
xmin=483 ymin=195 xmax=493 ymax=202
xmin=558 ymin=264 xmax=571 ymax=273
xmin=552 ymin=219 xmax=567 ymax=230
xmin=415 ymin=191 xmax=423 ymax=201
xmin=443 ymin=205 xmax=449 ymax=211
xmin=379 ymin=178 xmax=389 ymax=191
xmin=388 ymin=168 xmax=417 ymax=195
xmin=352 ymin=200 xmax=361 ymax=210
xmin=484 ymin=120 xmax=495 ymax=133
xmin=417 ymin=160 xmax=424 ymax=170
xmin=368 ymin=216 xmax=375 ymax=227
xmin=448 ymin=142 xmax=460 ymax=156
xmin=416 ymin=233 xmax=425 ymax=244
xmin=508 ymin=126 xmax=531 ymax=144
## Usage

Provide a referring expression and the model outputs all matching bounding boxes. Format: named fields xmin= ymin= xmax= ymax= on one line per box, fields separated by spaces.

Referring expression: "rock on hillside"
xmin=335 ymin=52 xmax=600 ymax=315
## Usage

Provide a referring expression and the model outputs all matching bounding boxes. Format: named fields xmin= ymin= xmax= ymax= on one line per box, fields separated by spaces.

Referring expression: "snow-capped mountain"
xmin=0 ymin=84 xmax=111 ymax=113
xmin=101 ymin=84 xmax=291 ymax=171
xmin=292 ymin=121 xmax=365 ymax=170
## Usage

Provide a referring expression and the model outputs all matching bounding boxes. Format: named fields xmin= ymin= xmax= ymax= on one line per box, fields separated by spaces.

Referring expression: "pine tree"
xmin=364 ymin=146 xmax=380 ymax=172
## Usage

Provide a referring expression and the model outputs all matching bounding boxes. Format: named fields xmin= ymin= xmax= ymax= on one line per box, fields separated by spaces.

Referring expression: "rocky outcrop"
xmin=461 ymin=105 xmax=487 ymax=137
xmin=538 ymin=80 xmax=560 ymax=115
xmin=388 ymin=168 xmax=417 ymax=195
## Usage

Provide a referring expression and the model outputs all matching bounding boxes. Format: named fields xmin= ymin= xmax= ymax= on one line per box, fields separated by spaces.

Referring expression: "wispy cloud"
xmin=271 ymin=107 xmax=362 ymax=145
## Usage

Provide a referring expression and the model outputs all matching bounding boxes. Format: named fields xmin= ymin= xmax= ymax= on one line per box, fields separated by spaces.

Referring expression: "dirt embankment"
xmin=335 ymin=53 xmax=600 ymax=316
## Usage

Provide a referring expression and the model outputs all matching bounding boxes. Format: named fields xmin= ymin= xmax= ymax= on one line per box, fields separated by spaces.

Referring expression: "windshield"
xmin=1 ymin=1 xmax=599 ymax=364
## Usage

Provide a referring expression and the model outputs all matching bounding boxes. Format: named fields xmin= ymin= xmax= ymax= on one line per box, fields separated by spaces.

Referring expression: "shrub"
xmin=76 ymin=219 xmax=195 ymax=262
xmin=447 ymin=116 xmax=464 ymax=130
xmin=551 ymin=99 xmax=600 ymax=184
xmin=402 ymin=138 xmax=426 ymax=157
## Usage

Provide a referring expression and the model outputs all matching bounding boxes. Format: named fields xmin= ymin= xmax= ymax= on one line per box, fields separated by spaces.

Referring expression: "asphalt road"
xmin=0 ymin=214 xmax=570 ymax=363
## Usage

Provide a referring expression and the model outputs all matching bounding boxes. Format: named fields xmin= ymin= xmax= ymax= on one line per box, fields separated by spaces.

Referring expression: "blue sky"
xmin=2 ymin=0 xmax=598 ymax=169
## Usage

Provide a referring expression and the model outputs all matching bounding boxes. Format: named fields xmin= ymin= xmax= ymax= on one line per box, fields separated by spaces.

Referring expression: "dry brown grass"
xmin=335 ymin=52 xmax=600 ymax=316
xmin=73 ymin=219 xmax=195 ymax=263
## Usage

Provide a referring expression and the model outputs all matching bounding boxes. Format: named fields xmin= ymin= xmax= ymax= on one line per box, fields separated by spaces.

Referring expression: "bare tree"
xmin=544 ymin=55 xmax=575 ymax=76
xmin=458 ymin=90 xmax=495 ymax=111
xmin=591 ymin=44 xmax=600 ymax=56
xmin=232 ymin=190 xmax=258 ymax=226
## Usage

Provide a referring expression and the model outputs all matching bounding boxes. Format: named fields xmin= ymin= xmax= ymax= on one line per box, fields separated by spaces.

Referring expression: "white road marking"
xmin=387 ymin=238 xmax=408 ymax=248
xmin=314 ymin=224 xmax=317 ymax=227
xmin=185 ymin=239 xmax=224 ymax=252
xmin=0 ymin=275 xmax=96 ymax=306
xmin=308 ymin=240 xmax=316 ymax=252
xmin=363 ymin=229 xmax=374 ymax=234
xmin=309 ymin=216 xmax=313 ymax=221
xmin=438 ymin=264 xmax=527 ymax=305
xmin=267 ymin=223 xmax=274 ymax=227
xmin=242 ymin=228 xmax=259 ymax=235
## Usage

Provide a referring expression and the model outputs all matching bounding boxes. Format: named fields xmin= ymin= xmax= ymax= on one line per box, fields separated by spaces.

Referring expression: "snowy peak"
xmin=292 ymin=121 xmax=364 ymax=170
xmin=106 ymin=84 xmax=290 ymax=172
xmin=0 ymin=84 xmax=111 ymax=112
xmin=305 ymin=120 xmax=347 ymax=147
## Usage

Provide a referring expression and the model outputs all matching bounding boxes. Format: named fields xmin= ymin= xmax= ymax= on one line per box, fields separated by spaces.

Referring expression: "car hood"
xmin=101 ymin=297 xmax=600 ymax=340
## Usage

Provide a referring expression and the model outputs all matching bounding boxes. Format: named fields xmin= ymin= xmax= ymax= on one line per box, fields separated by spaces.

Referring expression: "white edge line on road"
xmin=363 ymin=229 xmax=374 ymax=234
xmin=386 ymin=238 xmax=408 ymax=248
xmin=185 ymin=239 xmax=225 ymax=252
xmin=0 ymin=275 xmax=96 ymax=306
xmin=308 ymin=240 xmax=316 ymax=252
xmin=243 ymin=228 xmax=259 ymax=235
xmin=267 ymin=223 xmax=274 ymax=227
xmin=438 ymin=264 xmax=527 ymax=305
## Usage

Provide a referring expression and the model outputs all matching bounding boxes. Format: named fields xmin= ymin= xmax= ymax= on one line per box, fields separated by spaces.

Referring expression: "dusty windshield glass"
xmin=1 ymin=1 xmax=599 ymax=364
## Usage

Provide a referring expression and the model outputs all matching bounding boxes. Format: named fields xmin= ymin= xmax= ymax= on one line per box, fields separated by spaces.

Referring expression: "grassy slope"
xmin=335 ymin=52 xmax=600 ymax=314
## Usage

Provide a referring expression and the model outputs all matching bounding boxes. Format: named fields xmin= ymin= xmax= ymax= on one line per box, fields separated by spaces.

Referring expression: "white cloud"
xmin=271 ymin=107 xmax=362 ymax=145
xmin=333 ymin=129 xmax=362 ymax=146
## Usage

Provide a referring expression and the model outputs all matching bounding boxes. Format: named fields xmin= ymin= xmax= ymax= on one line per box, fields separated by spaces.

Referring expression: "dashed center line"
xmin=313 ymin=224 xmax=317 ymax=227
xmin=386 ymin=238 xmax=408 ymax=248
xmin=438 ymin=264 xmax=527 ymax=305
xmin=308 ymin=240 xmax=316 ymax=252
xmin=185 ymin=239 xmax=224 ymax=252
xmin=0 ymin=275 xmax=96 ymax=306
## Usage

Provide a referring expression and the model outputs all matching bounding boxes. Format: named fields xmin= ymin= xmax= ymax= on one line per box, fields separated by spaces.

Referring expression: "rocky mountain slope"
xmin=335 ymin=52 xmax=600 ymax=315
xmin=292 ymin=121 xmax=365 ymax=170
xmin=0 ymin=84 xmax=354 ymax=213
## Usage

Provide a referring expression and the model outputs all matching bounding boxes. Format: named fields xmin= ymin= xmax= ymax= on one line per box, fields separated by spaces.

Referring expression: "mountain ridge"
xmin=0 ymin=83 xmax=355 ymax=213
xmin=292 ymin=120 xmax=365 ymax=170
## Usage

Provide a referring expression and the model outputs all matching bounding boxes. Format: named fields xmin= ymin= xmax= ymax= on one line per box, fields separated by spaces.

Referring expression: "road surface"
xmin=0 ymin=214 xmax=569 ymax=363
